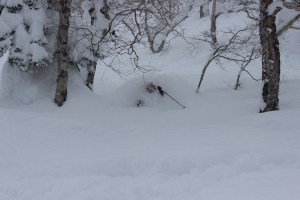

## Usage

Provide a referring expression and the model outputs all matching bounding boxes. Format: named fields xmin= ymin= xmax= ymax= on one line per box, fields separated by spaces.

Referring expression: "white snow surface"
xmin=1 ymin=6 xmax=300 ymax=200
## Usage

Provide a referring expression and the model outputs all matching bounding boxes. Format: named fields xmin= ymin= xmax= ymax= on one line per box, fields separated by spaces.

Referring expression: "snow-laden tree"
xmin=0 ymin=0 xmax=139 ymax=106
xmin=0 ymin=0 xmax=108 ymax=106
xmin=0 ymin=0 xmax=52 ymax=72
xmin=49 ymin=0 xmax=118 ymax=106
xmin=68 ymin=0 xmax=113 ymax=91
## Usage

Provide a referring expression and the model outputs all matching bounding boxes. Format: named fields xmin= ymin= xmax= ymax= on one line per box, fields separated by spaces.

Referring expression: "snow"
xmin=0 ymin=16 xmax=11 ymax=37
xmin=0 ymin=8 xmax=24 ymax=29
xmin=81 ymin=0 xmax=93 ymax=25
xmin=1 ymin=3 xmax=300 ymax=200
xmin=1 ymin=2 xmax=53 ymax=72
xmin=6 ymin=0 xmax=23 ymax=7
xmin=276 ymin=6 xmax=300 ymax=33
xmin=267 ymin=0 xmax=283 ymax=15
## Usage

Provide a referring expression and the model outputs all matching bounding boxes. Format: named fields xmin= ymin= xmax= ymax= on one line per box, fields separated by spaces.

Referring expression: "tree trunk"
xmin=54 ymin=0 xmax=71 ymax=107
xmin=234 ymin=68 xmax=243 ymax=90
xmin=210 ymin=0 xmax=217 ymax=47
xmin=85 ymin=62 xmax=96 ymax=90
xmin=200 ymin=0 xmax=209 ymax=18
xmin=84 ymin=0 xmax=110 ymax=89
xmin=200 ymin=5 xmax=205 ymax=18
xmin=259 ymin=0 xmax=281 ymax=112
xmin=0 ymin=4 xmax=4 ymax=14
xmin=101 ymin=0 xmax=110 ymax=20
xmin=196 ymin=55 xmax=216 ymax=93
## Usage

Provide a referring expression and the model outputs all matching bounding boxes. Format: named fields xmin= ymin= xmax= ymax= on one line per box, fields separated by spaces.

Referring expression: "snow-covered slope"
xmin=1 ymin=5 xmax=300 ymax=200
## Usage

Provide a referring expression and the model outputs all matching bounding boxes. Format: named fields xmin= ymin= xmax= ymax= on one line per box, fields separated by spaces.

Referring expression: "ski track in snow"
xmin=1 ymin=5 xmax=300 ymax=200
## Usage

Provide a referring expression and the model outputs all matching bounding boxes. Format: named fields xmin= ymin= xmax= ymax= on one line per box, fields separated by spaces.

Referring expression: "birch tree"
xmin=259 ymin=0 xmax=281 ymax=112
xmin=54 ymin=0 xmax=72 ymax=106
xmin=210 ymin=0 xmax=217 ymax=47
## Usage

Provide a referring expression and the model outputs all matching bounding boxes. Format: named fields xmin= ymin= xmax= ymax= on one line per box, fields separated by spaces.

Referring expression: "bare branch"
xmin=195 ymin=25 xmax=260 ymax=93
xmin=277 ymin=13 xmax=300 ymax=36
xmin=283 ymin=2 xmax=300 ymax=11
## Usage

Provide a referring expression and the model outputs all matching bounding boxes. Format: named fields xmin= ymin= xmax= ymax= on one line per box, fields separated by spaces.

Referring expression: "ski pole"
xmin=157 ymin=86 xmax=186 ymax=109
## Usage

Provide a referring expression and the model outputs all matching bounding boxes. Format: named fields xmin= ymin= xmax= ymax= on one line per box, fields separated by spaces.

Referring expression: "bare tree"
xmin=259 ymin=0 xmax=281 ymax=112
xmin=121 ymin=0 xmax=193 ymax=54
xmin=234 ymin=45 xmax=261 ymax=90
xmin=146 ymin=0 xmax=193 ymax=53
xmin=194 ymin=26 xmax=260 ymax=93
xmin=207 ymin=0 xmax=251 ymax=48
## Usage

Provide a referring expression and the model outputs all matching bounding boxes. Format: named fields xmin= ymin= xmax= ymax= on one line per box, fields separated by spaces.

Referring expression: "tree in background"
xmin=208 ymin=0 xmax=257 ymax=48
xmin=193 ymin=0 xmax=261 ymax=92
xmin=194 ymin=26 xmax=260 ymax=93
xmin=143 ymin=0 xmax=194 ymax=53
xmin=120 ymin=0 xmax=194 ymax=54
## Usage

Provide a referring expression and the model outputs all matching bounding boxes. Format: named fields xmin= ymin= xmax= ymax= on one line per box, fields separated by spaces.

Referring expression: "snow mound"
xmin=0 ymin=62 xmax=55 ymax=104
xmin=0 ymin=62 xmax=91 ymax=104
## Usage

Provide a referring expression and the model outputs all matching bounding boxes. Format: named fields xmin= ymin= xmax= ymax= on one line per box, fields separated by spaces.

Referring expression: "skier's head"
xmin=146 ymin=82 xmax=157 ymax=93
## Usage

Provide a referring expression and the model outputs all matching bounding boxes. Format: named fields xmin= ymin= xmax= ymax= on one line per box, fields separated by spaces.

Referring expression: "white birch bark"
xmin=54 ymin=0 xmax=72 ymax=107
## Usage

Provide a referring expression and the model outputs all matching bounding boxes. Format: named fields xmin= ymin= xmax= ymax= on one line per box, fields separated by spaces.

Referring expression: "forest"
xmin=0 ymin=1 xmax=300 ymax=200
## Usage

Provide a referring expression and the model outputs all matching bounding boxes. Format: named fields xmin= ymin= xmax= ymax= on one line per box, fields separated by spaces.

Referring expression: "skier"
xmin=137 ymin=82 xmax=163 ymax=107
xmin=137 ymin=82 xmax=186 ymax=109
